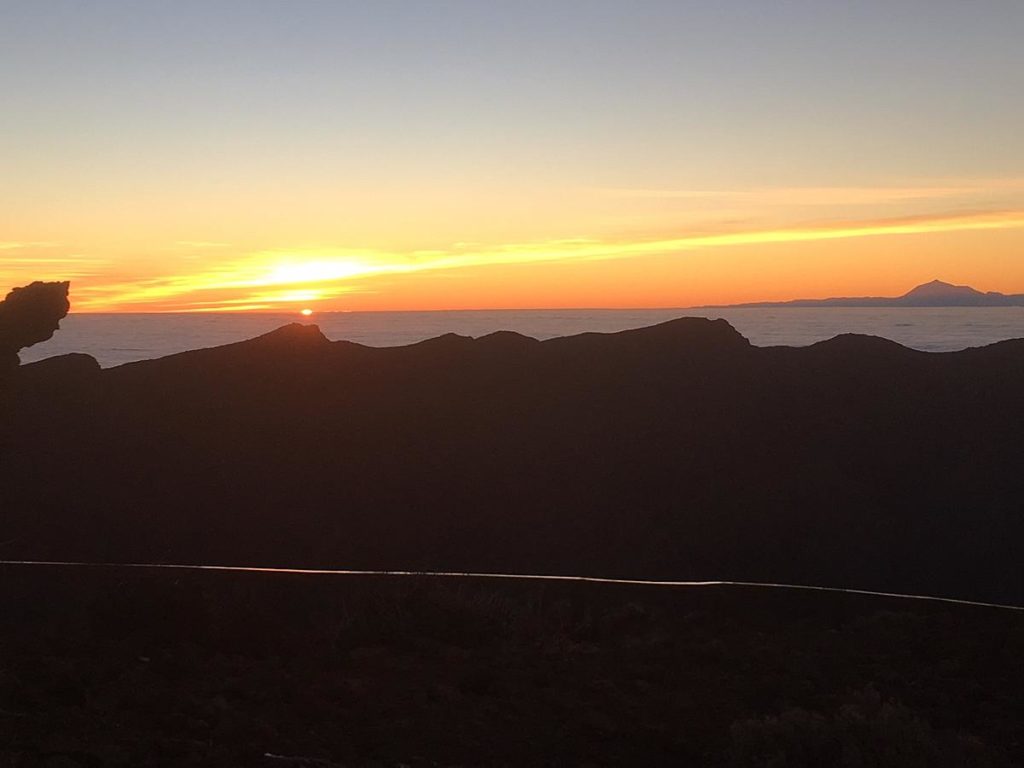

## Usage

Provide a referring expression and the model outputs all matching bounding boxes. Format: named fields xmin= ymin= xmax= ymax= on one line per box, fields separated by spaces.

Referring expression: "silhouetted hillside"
xmin=3 ymin=317 xmax=1023 ymax=603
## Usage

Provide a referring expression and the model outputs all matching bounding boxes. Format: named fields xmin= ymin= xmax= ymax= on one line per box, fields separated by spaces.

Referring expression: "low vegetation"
xmin=2 ymin=566 xmax=1021 ymax=766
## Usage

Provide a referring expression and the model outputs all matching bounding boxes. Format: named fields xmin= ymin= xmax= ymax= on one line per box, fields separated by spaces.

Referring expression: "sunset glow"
xmin=5 ymin=207 xmax=1022 ymax=312
xmin=3 ymin=3 xmax=1023 ymax=311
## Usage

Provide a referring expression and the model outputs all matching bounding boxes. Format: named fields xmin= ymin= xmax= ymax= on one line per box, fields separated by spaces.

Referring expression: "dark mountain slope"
xmin=3 ymin=318 xmax=1022 ymax=603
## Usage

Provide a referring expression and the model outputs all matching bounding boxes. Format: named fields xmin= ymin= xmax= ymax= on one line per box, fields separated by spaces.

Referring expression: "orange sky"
xmin=3 ymin=4 xmax=1023 ymax=312
xmin=3 ymin=200 xmax=1024 ymax=312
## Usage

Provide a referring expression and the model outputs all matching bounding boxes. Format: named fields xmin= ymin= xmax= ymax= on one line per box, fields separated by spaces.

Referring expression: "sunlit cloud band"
xmin=41 ymin=208 xmax=1024 ymax=311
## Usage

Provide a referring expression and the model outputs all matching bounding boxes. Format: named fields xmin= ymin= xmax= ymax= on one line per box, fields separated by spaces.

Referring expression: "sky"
xmin=2 ymin=0 xmax=1023 ymax=312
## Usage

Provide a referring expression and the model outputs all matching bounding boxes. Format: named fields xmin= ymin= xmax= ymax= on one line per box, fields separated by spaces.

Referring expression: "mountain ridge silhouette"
xmin=4 ymin=315 xmax=1023 ymax=604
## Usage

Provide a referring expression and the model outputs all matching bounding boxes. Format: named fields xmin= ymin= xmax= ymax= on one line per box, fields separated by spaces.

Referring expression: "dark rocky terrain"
xmin=2 ymin=303 xmax=1023 ymax=604
xmin=2 ymin=282 xmax=1023 ymax=766
xmin=1 ymin=565 xmax=1021 ymax=767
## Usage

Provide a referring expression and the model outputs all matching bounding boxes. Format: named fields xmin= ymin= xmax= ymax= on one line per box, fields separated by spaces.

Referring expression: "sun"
xmin=300 ymin=308 xmax=313 ymax=316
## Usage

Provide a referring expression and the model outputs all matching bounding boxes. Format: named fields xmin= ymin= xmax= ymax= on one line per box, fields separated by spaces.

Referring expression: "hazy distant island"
xmin=702 ymin=279 xmax=1024 ymax=308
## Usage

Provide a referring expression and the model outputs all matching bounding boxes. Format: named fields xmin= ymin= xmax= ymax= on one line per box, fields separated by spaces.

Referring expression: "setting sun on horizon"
xmin=3 ymin=2 xmax=1023 ymax=312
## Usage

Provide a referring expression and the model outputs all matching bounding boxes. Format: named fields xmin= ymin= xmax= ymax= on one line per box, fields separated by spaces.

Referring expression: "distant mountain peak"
xmin=251 ymin=323 xmax=328 ymax=345
xmin=901 ymin=280 xmax=983 ymax=299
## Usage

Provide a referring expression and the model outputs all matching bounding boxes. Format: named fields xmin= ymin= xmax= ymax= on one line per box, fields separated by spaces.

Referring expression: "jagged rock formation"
xmin=0 ymin=281 xmax=70 ymax=375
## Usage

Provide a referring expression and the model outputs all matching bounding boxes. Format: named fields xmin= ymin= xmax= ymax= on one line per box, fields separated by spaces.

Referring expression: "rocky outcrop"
xmin=0 ymin=281 xmax=70 ymax=375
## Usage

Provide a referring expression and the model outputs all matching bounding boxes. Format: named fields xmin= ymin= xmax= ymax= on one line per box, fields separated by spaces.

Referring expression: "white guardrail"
xmin=0 ymin=559 xmax=1021 ymax=612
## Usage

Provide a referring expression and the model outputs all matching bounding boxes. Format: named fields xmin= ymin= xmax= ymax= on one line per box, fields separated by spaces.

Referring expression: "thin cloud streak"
xmin=2 ymin=257 xmax=110 ymax=264
xmin=175 ymin=241 xmax=232 ymax=249
xmin=0 ymin=241 xmax=60 ymax=250
xmin=598 ymin=178 xmax=1024 ymax=206
xmin=1 ymin=254 xmax=112 ymax=289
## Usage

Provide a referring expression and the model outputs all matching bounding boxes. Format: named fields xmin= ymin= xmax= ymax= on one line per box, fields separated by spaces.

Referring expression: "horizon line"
xmin=55 ymin=277 xmax=1024 ymax=316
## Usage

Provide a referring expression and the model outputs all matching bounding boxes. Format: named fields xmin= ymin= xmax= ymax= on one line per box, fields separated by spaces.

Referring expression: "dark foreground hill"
xmin=3 ymin=317 xmax=1023 ymax=603
xmin=1 ymin=565 xmax=1022 ymax=767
